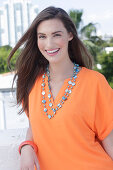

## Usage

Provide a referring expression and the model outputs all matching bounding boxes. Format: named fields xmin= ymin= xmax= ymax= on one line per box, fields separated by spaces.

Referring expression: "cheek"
xmin=37 ymin=40 xmax=44 ymax=51
xmin=58 ymin=37 xmax=69 ymax=48
xmin=56 ymin=38 xmax=66 ymax=48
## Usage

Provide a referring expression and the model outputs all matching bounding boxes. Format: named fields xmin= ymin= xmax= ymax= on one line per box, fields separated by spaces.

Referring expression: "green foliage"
xmin=96 ymin=52 xmax=113 ymax=88
xmin=109 ymin=37 xmax=113 ymax=44
xmin=83 ymin=40 xmax=101 ymax=62
xmin=68 ymin=9 xmax=83 ymax=32
xmin=0 ymin=45 xmax=20 ymax=73
xmin=81 ymin=23 xmax=97 ymax=39
xmin=69 ymin=10 xmax=103 ymax=63
xmin=68 ymin=9 xmax=113 ymax=88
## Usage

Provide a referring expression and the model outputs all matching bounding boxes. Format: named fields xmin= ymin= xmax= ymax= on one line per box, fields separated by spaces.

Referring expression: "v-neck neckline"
xmin=45 ymin=67 xmax=84 ymax=106
xmin=46 ymin=77 xmax=70 ymax=105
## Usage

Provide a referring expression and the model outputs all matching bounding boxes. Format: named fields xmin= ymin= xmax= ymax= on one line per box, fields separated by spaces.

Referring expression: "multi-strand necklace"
xmin=41 ymin=63 xmax=80 ymax=119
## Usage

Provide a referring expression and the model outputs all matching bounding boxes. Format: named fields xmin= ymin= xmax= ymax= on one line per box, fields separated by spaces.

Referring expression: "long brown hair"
xmin=8 ymin=6 xmax=93 ymax=116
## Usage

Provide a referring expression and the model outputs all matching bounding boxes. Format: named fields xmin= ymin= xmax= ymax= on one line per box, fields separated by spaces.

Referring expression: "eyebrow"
xmin=37 ymin=31 xmax=63 ymax=35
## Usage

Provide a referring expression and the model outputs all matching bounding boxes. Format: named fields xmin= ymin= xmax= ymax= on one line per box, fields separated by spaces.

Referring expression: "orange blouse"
xmin=27 ymin=67 xmax=113 ymax=170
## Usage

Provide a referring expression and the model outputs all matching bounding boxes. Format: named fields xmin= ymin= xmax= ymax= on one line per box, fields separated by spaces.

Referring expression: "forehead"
xmin=37 ymin=18 xmax=66 ymax=33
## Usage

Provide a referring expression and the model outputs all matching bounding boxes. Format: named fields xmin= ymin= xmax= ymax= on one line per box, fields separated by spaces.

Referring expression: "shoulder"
xmin=81 ymin=67 xmax=113 ymax=95
xmin=82 ymin=67 xmax=108 ymax=84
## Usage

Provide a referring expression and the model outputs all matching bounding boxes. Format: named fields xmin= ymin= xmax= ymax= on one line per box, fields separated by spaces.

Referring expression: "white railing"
xmin=0 ymin=89 xmax=29 ymax=130
xmin=0 ymin=128 xmax=27 ymax=170
xmin=0 ymin=89 xmax=29 ymax=169
xmin=0 ymin=92 xmax=7 ymax=130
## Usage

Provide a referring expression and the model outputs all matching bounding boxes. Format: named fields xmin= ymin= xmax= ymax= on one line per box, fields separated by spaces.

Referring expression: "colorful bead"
xmin=68 ymin=90 xmax=72 ymax=94
xmin=57 ymin=104 xmax=62 ymax=108
xmin=42 ymin=91 xmax=45 ymax=95
xmin=44 ymin=108 xmax=47 ymax=112
xmin=42 ymin=100 xmax=46 ymax=103
xmin=49 ymin=103 xmax=53 ymax=107
xmin=41 ymin=83 xmax=45 ymax=87
xmin=41 ymin=63 xmax=80 ymax=119
xmin=68 ymin=81 xmax=72 ymax=85
xmin=42 ymin=75 xmax=45 ymax=78
xmin=73 ymin=75 xmax=77 ymax=79
xmin=48 ymin=94 xmax=51 ymax=98
xmin=48 ymin=115 xmax=51 ymax=119
xmin=62 ymin=96 xmax=67 ymax=101
xmin=53 ymin=109 xmax=56 ymax=112
xmin=65 ymin=89 xmax=68 ymax=93
xmin=72 ymin=82 xmax=75 ymax=86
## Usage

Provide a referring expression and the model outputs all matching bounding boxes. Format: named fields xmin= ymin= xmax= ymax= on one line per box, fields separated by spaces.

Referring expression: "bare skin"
xmin=49 ymin=66 xmax=82 ymax=100
xmin=102 ymin=130 xmax=113 ymax=160
xmin=20 ymin=122 xmax=40 ymax=170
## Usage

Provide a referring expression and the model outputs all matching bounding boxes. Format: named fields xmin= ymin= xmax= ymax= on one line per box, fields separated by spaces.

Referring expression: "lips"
xmin=45 ymin=48 xmax=60 ymax=56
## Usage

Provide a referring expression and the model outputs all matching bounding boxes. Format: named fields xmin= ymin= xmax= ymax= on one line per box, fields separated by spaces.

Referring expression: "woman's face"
xmin=37 ymin=18 xmax=73 ymax=64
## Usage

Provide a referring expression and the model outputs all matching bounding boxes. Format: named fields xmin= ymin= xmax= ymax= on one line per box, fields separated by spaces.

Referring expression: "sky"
xmin=31 ymin=0 xmax=113 ymax=36
xmin=0 ymin=0 xmax=113 ymax=36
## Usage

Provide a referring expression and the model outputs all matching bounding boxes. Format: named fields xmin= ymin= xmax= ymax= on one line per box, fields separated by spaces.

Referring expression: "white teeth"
xmin=46 ymin=49 xmax=59 ymax=53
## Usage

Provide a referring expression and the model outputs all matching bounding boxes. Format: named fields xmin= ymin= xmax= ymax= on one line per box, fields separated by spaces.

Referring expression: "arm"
xmin=20 ymin=121 xmax=34 ymax=153
xmin=25 ymin=121 xmax=34 ymax=141
xmin=102 ymin=130 xmax=113 ymax=160
xmin=20 ymin=121 xmax=40 ymax=170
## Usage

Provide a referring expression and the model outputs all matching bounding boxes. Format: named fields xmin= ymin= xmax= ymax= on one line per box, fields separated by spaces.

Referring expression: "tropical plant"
xmin=96 ymin=51 xmax=113 ymax=88
xmin=68 ymin=10 xmax=104 ymax=63
xmin=68 ymin=9 xmax=83 ymax=33
xmin=0 ymin=45 xmax=19 ymax=73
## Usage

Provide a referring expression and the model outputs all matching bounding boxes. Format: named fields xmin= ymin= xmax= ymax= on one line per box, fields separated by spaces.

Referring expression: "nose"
xmin=46 ymin=37 xmax=54 ymax=49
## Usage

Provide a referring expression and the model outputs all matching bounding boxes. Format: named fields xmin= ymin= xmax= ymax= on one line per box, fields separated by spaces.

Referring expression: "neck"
xmin=48 ymin=60 xmax=74 ymax=82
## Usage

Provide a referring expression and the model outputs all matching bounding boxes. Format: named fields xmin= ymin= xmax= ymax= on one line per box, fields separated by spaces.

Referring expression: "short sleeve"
xmin=94 ymin=74 xmax=113 ymax=140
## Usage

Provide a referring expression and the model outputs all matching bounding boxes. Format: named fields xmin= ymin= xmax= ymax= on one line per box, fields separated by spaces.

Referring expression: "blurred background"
xmin=0 ymin=0 xmax=113 ymax=130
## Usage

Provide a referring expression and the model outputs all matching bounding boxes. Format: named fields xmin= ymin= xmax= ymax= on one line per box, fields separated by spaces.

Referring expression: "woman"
xmin=8 ymin=6 xmax=113 ymax=170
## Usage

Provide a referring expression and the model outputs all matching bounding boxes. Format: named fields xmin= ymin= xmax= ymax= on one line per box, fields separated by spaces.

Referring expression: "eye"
xmin=54 ymin=34 xmax=61 ymax=37
xmin=38 ymin=35 xmax=46 ymax=39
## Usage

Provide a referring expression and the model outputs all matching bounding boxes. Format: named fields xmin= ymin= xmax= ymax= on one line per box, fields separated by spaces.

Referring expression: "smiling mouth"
xmin=46 ymin=48 xmax=60 ymax=54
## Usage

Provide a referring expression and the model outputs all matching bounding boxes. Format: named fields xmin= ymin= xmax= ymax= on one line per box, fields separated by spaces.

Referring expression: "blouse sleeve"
xmin=94 ymin=73 xmax=113 ymax=141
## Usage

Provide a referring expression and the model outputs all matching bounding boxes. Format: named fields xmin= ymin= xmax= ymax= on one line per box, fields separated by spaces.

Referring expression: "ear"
xmin=68 ymin=32 xmax=73 ymax=41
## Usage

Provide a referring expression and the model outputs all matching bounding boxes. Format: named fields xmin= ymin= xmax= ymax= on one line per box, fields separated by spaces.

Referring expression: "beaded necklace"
xmin=41 ymin=63 xmax=80 ymax=119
